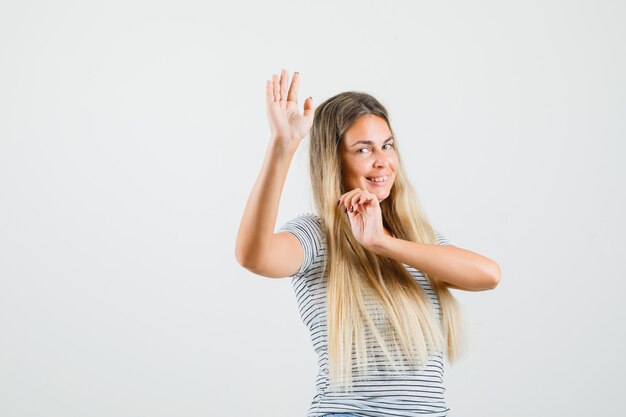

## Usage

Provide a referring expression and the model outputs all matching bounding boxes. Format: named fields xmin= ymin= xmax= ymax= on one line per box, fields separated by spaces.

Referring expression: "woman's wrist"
xmin=366 ymin=234 xmax=395 ymax=256
xmin=268 ymin=136 xmax=301 ymax=158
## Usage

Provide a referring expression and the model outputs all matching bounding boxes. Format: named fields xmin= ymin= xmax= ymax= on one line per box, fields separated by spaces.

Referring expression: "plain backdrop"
xmin=1 ymin=1 xmax=624 ymax=416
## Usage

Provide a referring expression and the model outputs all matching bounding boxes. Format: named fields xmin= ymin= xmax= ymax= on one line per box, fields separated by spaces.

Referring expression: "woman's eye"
xmin=358 ymin=144 xmax=393 ymax=154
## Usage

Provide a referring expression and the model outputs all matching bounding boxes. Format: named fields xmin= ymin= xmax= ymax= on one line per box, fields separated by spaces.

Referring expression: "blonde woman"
xmin=235 ymin=68 xmax=501 ymax=417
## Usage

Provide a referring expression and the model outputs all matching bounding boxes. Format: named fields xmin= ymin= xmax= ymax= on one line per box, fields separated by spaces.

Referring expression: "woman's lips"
xmin=366 ymin=177 xmax=388 ymax=186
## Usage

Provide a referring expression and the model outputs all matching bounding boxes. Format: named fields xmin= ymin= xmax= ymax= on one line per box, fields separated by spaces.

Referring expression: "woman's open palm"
xmin=266 ymin=69 xmax=315 ymax=149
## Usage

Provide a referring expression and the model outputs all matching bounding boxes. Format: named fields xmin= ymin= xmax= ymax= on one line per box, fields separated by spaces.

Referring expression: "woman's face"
xmin=339 ymin=114 xmax=398 ymax=202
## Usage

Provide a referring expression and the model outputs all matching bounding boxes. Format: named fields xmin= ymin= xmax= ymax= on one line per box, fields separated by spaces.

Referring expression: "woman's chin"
xmin=374 ymin=189 xmax=390 ymax=202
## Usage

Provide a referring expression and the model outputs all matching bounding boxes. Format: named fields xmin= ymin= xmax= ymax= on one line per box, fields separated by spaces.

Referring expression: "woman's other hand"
xmin=266 ymin=68 xmax=315 ymax=152
xmin=338 ymin=188 xmax=388 ymax=251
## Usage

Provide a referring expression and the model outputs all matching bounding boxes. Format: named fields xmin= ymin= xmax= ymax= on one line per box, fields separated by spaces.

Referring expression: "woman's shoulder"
xmin=281 ymin=212 xmax=322 ymax=226
xmin=278 ymin=212 xmax=324 ymax=237
xmin=277 ymin=212 xmax=326 ymax=277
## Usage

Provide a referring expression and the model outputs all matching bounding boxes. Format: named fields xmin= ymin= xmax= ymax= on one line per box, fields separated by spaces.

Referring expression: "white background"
xmin=1 ymin=1 xmax=624 ymax=416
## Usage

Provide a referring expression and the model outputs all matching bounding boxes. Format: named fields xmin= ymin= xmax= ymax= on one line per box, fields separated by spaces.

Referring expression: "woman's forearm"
xmin=370 ymin=236 xmax=501 ymax=291
xmin=235 ymin=139 xmax=297 ymax=269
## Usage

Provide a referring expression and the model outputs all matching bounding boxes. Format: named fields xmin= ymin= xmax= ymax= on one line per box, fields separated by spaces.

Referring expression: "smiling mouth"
xmin=366 ymin=175 xmax=389 ymax=185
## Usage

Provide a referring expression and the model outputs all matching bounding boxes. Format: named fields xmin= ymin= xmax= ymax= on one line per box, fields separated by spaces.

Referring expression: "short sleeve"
xmin=435 ymin=230 xmax=451 ymax=246
xmin=277 ymin=213 xmax=324 ymax=277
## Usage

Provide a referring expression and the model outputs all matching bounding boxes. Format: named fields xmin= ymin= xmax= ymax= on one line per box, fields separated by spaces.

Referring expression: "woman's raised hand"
xmin=266 ymin=69 xmax=315 ymax=151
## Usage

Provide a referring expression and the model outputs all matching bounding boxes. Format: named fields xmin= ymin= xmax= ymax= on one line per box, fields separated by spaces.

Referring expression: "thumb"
xmin=303 ymin=96 xmax=315 ymax=118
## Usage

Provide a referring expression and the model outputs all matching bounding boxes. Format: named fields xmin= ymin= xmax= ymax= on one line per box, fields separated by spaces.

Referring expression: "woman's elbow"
xmin=488 ymin=262 xmax=501 ymax=289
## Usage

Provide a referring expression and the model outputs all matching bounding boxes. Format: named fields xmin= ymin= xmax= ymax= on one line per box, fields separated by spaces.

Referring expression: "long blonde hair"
xmin=309 ymin=91 xmax=467 ymax=392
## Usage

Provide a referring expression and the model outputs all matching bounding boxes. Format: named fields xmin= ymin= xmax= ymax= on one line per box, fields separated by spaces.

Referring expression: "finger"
xmin=338 ymin=191 xmax=352 ymax=207
xmin=339 ymin=192 xmax=355 ymax=212
xmin=266 ymin=79 xmax=274 ymax=103
xmin=339 ymin=188 xmax=361 ymax=208
xmin=303 ymin=96 xmax=315 ymax=119
xmin=352 ymin=195 xmax=369 ymax=214
xmin=272 ymin=74 xmax=280 ymax=102
xmin=279 ymin=68 xmax=288 ymax=102
xmin=341 ymin=192 xmax=358 ymax=212
xmin=355 ymin=192 xmax=375 ymax=211
xmin=287 ymin=71 xmax=300 ymax=104
xmin=357 ymin=193 xmax=370 ymax=206
xmin=365 ymin=192 xmax=377 ymax=203
xmin=347 ymin=190 xmax=365 ymax=212
xmin=353 ymin=193 xmax=375 ymax=215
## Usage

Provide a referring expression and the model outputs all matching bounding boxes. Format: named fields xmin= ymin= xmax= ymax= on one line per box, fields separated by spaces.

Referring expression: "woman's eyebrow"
xmin=349 ymin=136 xmax=394 ymax=147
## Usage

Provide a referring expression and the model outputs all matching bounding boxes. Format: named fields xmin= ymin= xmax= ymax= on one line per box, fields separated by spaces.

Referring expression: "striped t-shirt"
xmin=278 ymin=213 xmax=452 ymax=417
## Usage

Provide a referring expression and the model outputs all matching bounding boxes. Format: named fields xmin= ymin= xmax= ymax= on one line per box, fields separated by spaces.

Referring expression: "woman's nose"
xmin=374 ymin=155 xmax=389 ymax=167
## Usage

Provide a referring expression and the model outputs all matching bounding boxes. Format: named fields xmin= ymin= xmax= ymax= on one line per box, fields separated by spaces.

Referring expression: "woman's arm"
xmin=369 ymin=237 xmax=501 ymax=291
xmin=337 ymin=189 xmax=500 ymax=292
xmin=235 ymin=142 xmax=296 ymax=270
xmin=235 ymin=69 xmax=314 ymax=271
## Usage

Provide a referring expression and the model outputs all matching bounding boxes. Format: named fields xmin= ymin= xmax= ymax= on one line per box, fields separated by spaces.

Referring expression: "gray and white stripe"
xmin=278 ymin=213 xmax=452 ymax=417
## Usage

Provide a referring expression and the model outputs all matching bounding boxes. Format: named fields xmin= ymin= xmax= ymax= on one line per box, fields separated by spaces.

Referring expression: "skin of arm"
xmin=339 ymin=189 xmax=501 ymax=292
xmin=368 ymin=236 xmax=501 ymax=291
xmin=236 ymin=69 xmax=313 ymax=271
xmin=235 ymin=141 xmax=296 ymax=270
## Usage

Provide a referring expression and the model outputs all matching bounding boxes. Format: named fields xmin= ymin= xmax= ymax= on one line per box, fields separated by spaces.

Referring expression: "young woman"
xmin=235 ymin=69 xmax=501 ymax=417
